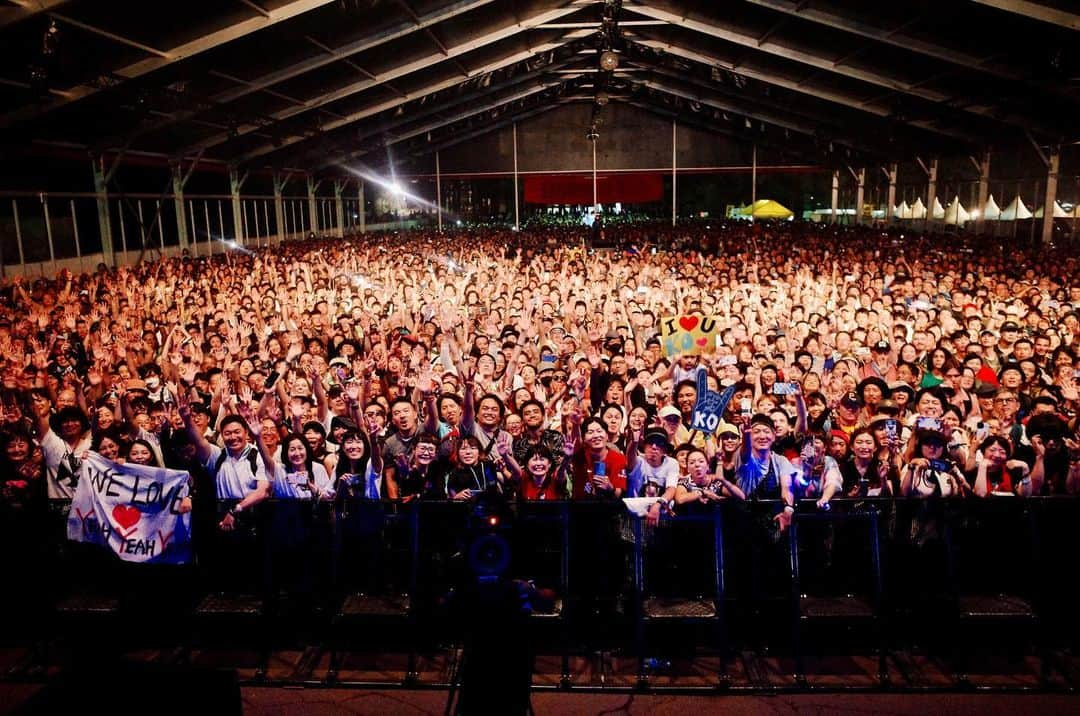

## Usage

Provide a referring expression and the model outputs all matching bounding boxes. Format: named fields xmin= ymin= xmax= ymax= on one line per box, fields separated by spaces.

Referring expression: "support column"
xmin=228 ymin=168 xmax=247 ymax=245
xmin=333 ymin=180 xmax=346 ymax=238
xmin=91 ymin=158 xmax=115 ymax=267
xmin=1042 ymin=148 xmax=1060 ymax=245
xmin=172 ymin=164 xmax=189 ymax=252
xmin=42 ymin=195 xmax=56 ymax=274
xmin=974 ymin=151 xmax=991 ymax=236
xmin=855 ymin=167 xmax=866 ymax=226
xmin=358 ymin=182 xmax=366 ymax=234
xmin=884 ymin=163 xmax=898 ymax=226
xmin=273 ymin=173 xmax=289 ymax=244
xmin=671 ymin=120 xmax=677 ymax=227
xmin=591 ymin=137 xmax=598 ymax=215
xmin=830 ymin=170 xmax=839 ymax=225
xmin=307 ymin=176 xmax=321 ymax=236
xmin=750 ymin=143 xmax=757 ymax=222
xmin=511 ymin=127 xmax=518 ymax=231
xmin=926 ymin=158 xmax=938 ymax=232
xmin=437 ymin=151 xmax=444 ymax=233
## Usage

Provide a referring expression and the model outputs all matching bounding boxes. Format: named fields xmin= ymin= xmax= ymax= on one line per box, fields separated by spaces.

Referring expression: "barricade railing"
xmin=3 ymin=496 xmax=1075 ymax=689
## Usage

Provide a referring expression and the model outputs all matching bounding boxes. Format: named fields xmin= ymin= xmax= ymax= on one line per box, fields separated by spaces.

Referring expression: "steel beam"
xmin=969 ymin=0 xmax=1080 ymax=30
xmin=627 ymin=2 xmax=1061 ymax=136
xmin=0 ymin=0 xmax=338 ymax=130
xmin=741 ymin=0 xmax=1030 ymax=83
xmin=0 ymin=0 xmax=68 ymax=28
xmin=632 ymin=34 xmax=974 ymax=144
xmin=193 ymin=3 xmax=582 ymax=153
xmin=317 ymin=79 xmax=569 ymax=169
xmin=275 ymin=50 xmax=587 ymax=168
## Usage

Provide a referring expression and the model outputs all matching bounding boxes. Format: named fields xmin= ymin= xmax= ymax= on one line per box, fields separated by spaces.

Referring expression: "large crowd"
xmin=1 ymin=220 xmax=1079 ymax=540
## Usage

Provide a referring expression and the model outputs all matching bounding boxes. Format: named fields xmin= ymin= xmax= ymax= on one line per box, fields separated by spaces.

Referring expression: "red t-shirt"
xmin=571 ymin=448 xmax=627 ymax=500
xmin=520 ymin=473 xmax=564 ymax=501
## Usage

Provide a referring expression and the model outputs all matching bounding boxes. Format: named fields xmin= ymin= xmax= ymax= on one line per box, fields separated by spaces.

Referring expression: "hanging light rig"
xmin=587 ymin=0 xmax=622 ymax=142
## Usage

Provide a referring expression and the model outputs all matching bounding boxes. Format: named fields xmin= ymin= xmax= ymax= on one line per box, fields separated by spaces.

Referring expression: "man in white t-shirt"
xmin=626 ymin=429 xmax=680 ymax=526
xmin=35 ymin=405 xmax=93 ymax=502
xmin=180 ymin=401 xmax=270 ymax=532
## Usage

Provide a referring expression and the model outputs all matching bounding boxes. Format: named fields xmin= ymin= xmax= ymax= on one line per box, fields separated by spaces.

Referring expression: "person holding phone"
xmin=569 ymin=417 xmax=626 ymax=500
xmin=901 ymin=429 xmax=970 ymax=498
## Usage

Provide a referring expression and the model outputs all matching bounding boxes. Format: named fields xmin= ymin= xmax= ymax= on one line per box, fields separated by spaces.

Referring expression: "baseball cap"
xmin=872 ymin=339 xmax=891 ymax=352
xmin=658 ymin=405 xmax=681 ymax=420
xmin=840 ymin=391 xmax=860 ymax=409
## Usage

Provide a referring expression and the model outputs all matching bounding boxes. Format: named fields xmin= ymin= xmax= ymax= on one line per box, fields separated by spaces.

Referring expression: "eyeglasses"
xmin=551 ymin=374 xmax=567 ymax=381
xmin=994 ymin=397 xmax=1017 ymax=404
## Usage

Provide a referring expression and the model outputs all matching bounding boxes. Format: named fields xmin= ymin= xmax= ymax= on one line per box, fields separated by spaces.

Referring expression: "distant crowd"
xmin=1 ymin=220 xmax=1078 ymax=538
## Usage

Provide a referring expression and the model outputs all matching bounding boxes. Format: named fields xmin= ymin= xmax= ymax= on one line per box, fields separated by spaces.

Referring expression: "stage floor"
xmin=4 ymin=643 xmax=1079 ymax=714
xmin=3 ymin=681 xmax=1078 ymax=715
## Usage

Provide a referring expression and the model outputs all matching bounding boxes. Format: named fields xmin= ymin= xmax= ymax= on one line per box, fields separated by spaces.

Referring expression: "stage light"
xmin=599 ymin=50 xmax=619 ymax=72
xmin=595 ymin=91 xmax=609 ymax=106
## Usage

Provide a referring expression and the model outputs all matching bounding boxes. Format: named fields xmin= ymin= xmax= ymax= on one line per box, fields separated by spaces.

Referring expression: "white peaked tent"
xmin=893 ymin=201 xmax=912 ymax=219
xmin=999 ymin=196 xmax=1032 ymax=220
xmin=910 ymin=197 xmax=927 ymax=219
xmin=1033 ymin=201 xmax=1069 ymax=219
xmin=931 ymin=197 xmax=946 ymax=219
xmin=944 ymin=196 xmax=971 ymax=225
xmin=982 ymin=194 xmax=1001 ymax=220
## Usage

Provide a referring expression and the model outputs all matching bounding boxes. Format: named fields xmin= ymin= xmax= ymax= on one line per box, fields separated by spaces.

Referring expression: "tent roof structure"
xmin=0 ymin=0 xmax=1076 ymax=176
xmin=740 ymin=199 xmax=792 ymax=218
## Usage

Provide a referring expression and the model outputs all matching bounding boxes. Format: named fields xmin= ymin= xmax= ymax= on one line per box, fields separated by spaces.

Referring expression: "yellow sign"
xmin=660 ymin=314 xmax=720 ymax=356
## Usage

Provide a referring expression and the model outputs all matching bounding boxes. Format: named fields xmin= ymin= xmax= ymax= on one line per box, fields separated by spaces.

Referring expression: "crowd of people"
xmin=1 ymin=219 xmax=1079 ymax=544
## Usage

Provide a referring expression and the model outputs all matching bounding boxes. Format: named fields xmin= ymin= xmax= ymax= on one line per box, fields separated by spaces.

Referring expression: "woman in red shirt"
xmin=519 ymin=445 xmax=567 ymax=501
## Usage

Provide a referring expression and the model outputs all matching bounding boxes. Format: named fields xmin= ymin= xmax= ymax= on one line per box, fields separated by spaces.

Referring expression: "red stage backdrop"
xmin=524 ymin=173 xmax=663 ymax=204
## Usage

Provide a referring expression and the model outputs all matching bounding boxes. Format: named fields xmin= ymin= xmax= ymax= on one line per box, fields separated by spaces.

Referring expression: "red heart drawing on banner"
xmin=112 ymin=504 xmax=141 ymax=531
xmin=678 ymin=315 xmax=699 ymax=331
xmin=696 ymin=337 xmax=709 ymax=347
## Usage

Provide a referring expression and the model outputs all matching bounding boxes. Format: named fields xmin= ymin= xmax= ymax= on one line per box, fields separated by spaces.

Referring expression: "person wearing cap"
xmin=734 ymin=414 xmax=799 ymax=531
xmin=833 ymin=391 xmax=861 ymax=435
xmin=859 ymin=339 xmax=898 ymax=383
xmin=625 ymin=428 xmax=679 ymax=525
xmin=997 ymin=321 xmax=1021 ymax=357
xmin=656 ymin=404 xmax=683 ymax=448
xmin=715 ymin=421 xmax=742 ymax=482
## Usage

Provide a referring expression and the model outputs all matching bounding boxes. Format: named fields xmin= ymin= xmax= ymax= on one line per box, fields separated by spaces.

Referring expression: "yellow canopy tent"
xmin=739 ymin=199 xmax=794 ymax=219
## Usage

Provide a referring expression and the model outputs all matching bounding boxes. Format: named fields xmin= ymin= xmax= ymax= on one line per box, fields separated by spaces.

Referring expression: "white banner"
xmin=67 ymin=452 xmax=193 ymax=564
